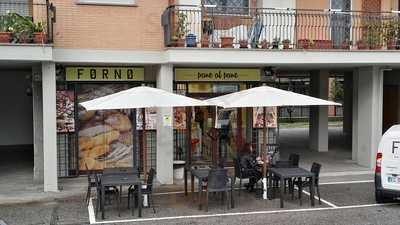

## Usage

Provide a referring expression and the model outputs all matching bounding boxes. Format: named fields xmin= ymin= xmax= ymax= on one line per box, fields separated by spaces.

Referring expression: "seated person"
xmin=239 ymin=143 xmax=262 ymax=191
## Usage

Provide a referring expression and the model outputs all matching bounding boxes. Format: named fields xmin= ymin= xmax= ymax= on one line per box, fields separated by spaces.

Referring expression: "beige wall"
xmin=297 ymin=0 xmax=329 ymax=10
xmin=51 ymin=0 xmax=168 ymax=50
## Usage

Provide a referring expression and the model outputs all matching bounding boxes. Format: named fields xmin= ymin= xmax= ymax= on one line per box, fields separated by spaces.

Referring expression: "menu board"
xmin=253 ymin=107 xmax=278 ymax=128
xmin=173 ymin=107 xmax=186 ymax=130
xmin=56 ymin=91 xmax=75 ymax=133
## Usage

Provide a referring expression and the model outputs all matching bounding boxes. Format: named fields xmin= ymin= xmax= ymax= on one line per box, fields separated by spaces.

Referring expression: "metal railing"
xmin=162 ymin=5 xmax=400 ymax=50
xmin=0 ymin=0 xmax=56 ymax=44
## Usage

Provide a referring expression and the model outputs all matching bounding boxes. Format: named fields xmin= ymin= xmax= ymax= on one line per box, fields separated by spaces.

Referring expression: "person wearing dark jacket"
xmin=239 ymin=143 xmax=262 ymax=191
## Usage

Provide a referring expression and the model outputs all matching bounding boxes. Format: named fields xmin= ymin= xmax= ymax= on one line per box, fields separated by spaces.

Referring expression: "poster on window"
xmin=77 ymin=84 xmax=134 ymax=171
xmin=136 ymin=108 xmax=157 ymax=130
xmin=173 ymin=107 xmax=186 ymax=130
xmin=253 ymin=107 xmax=278 ymax=128
xmin=56 ymin=91 xmax=75 ymax=133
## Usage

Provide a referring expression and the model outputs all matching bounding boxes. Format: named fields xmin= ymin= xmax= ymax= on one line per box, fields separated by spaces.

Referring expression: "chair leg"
xmin=317 ymin=185 xmax=321 ymax=205
xmin=205 ymin=191 xmax=209 ymax=212
xmin=230 ymin=190 xmax=234 ymax=208
xmin=128 ymin=191 xmax=131 ymax=209
xmin=225 ymin=190 xmax=229 ymax=210
xmin=85 ymin=186 xmax=91 ymax=205
xmin=239 ymin=178 xmax=242 ymax=196
xmin=150 ymin=194 xmax=156 ymax=214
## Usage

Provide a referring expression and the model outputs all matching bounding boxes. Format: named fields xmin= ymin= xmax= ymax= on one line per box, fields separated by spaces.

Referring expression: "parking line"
xmin=88 ymin=198 xmax=96 ymax=224
xmin=319 ymin=180 xmax=374 ymax=185
xmin=88 ymin=202 xmax=398 ymax=224
xmin=300 ymin=189 xmax=338 ymax=208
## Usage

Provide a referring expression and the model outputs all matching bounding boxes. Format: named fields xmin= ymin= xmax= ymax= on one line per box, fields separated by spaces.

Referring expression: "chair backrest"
xmin=85 ymin=163 xmax=94 ymax=184
xmin=94 ymin=170 xmax=101 ymax=188
xmin=146 ymin=168 xmax=156 ymax=192
xmin=233 ymin=158 xmax=241 ymax=178
xmin=207 ymin=168 xmax=228 ymax=190
xmin=289 ymin=154 xmax=300 ymax=167
xmin=310 ymin=162 xmax=321 ymax=184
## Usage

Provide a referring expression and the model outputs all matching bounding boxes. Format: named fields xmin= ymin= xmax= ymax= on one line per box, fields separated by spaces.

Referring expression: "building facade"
xmin=1 ymin=0 xmax=400 ymax=192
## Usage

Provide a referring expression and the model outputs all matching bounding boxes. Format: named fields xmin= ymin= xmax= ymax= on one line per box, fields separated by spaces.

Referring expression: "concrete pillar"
xmin=343 ymin=72 xmax=353 ymax=137
xmin=352 ymin=70 xmax=359 ymax=161
xmin=42 ymin=62 xmax=58 ymax=192
xmin=309 ymin=70 xmax=329 ymax=152
xmin=32 ymin=66 xmax=44 ymax=183
xmin=353 ymin=67 xmax=383 ymax=168
xmin=156 ymin=64 xmax=174 ymax=184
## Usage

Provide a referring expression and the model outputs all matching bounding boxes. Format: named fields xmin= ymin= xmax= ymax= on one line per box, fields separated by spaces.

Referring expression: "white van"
xmin=375 ymin=125 xmax=400 ymax=203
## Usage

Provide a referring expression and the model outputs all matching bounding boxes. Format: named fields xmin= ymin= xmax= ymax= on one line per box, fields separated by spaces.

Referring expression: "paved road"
xmin=0 ymin=175 xmax=399 ymax=225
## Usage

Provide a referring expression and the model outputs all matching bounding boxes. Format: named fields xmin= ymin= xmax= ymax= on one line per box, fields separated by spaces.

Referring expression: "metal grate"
xmin=57 ymin=133 xmax=78 ymax=177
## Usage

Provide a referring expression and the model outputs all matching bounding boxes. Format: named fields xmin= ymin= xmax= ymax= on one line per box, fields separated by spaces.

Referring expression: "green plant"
xmin=363 ymin=21 xmax=384 ymax=48
xmin=330 ymin=79 xmax=344 ymax=103
xmin=33 ymin=22 xmax=45 ymax=32
xmin=175 ymin=12 xmax=189 ymax=40
xmin=0 ymin=13 xmax=14 ymax=32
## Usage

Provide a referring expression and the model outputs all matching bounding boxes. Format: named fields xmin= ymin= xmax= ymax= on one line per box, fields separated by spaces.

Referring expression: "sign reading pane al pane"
xmin=76 ymin=0 xmax=136 ymax=6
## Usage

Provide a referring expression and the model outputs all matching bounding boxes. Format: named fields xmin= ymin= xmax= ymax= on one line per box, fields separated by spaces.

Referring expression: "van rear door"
xmin=381 ymin=139 xmax=400 ymax=191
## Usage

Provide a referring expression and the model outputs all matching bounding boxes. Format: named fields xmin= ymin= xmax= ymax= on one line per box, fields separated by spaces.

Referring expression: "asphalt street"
xmin=0 ymin=175 xmax=399 ymax=225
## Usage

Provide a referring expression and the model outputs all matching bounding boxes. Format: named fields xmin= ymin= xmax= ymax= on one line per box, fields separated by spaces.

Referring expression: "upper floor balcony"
xmin=162 ymin=5 xmax=400 ymax=51
xmin=0 ymin=0 xmax=55 ymax=45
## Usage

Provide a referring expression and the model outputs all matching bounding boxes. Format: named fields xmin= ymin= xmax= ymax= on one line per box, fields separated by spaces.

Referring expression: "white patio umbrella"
xmin=206 ymin=85 xmax=341 ymax=200
xmin=80 ymin=86 xmax=209 ymax=110
xmin=80 ymin=86 xmax=210 ymax=176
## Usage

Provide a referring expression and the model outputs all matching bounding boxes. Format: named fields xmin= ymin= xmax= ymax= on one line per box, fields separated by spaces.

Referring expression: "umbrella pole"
xmin=132 ymin=108 xmax=137 ymax=169
xmin=185 ymin=106 xmax=192 ymax=196
xmin=142 ymin=108 xmax=147 ymax=178
xmin=262 ymin=107 xmax=268 ymax=200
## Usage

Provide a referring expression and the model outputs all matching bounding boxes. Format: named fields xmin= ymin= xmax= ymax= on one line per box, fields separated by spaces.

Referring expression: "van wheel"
xmin=375 ymin=190 xmax=392 ymax=203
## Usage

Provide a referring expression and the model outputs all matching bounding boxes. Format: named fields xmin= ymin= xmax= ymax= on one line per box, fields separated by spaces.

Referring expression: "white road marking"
xmin=89 ymin=202 xmax=398 ymax=224
xmin=88 ymin=198 xmax=96 ymax=224
xmin=319 ymin=180 xmax=374 ymax=185
xmin=301 ymin=189 xmax=338 ymax=208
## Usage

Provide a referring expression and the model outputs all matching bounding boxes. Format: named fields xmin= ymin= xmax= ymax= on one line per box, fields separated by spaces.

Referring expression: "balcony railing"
xmin=0 ymin=1 xmax=55 ymax=44
xmin=162 ymin=5 xmax=400 ymax=50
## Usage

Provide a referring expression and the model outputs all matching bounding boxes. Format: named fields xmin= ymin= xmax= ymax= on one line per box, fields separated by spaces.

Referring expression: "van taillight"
xmin=376 ymin=153 xmax=382 ymax=173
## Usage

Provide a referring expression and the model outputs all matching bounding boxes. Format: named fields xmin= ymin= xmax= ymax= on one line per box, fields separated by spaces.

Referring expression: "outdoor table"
xmin=268 ymin=167 xmax=315 ymax=208
xmin=103 ymin=167 xmax=139 ymax=175
xmin=100 ymin=173 xmax=142 ymax=219
xmin=190 ymin=168 xmax=210 ymax=210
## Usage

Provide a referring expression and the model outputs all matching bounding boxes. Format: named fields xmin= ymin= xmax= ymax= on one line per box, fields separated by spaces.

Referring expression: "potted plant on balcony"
xmin=201 ymin=18 xmax=213 ymax=48
xmin=239 ymin=39 xmax=248 ymax=48
xmin=272 ymin=37 xmax=280 ymax=49
xmin=341 ymin=39 xmax=351 ymax=50
xmin=297 ymin=39 xmax=310 ymax=49
xmin=0 ymin=13 xmax=13 ymax=43
xmin=383 ymin=20 xmax=400 ymax=50
xmin=260 ymin=40 xmax=270 ymax=49
xmin=356 ymin=40 xmax=368 ymax=50
xmin=365 ymin=21 xmax=383 ymax=50
xmin=173 ymin=12 xmax=189 ymax=47
xmin=32 ymin=22 xmax=47 ymax=44
xmin=282 ymin=39 xmax=290 ymax=49
xmin=221 ymin=33 xmax=234 ymax=48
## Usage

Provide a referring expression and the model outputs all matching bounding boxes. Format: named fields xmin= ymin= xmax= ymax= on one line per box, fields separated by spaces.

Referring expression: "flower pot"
xmin=313 ymin=40 xmax=333 ymax=49
xmin=261 ymin=40 xmax=270 ymax=49
xmin=186 ymin=34 xmax=197 ymax=47
xmin=369 ymin=43 xmax=382 ymax=50
xmin=201 ymin=36 xmax=209 ymax=48
xmin=221 ymin=37 xmax=234 ymax=48
xmin=176 ymin=38 xmax=185 ymax=47
xmin=34 ymin=32 xmax=47 ymax=44
xmin=357 ymin=41 xmax=368 ymax=50
xmin=282 ymin=41 xmax=290 ymax=49
xmin=341 ymin=41 xmax=350 ymax=50
xmin=297 ymin=39 xmax=310 ymax=49
xmin=386 ymin=39 xmax=397 ymax=50
xmin=239 ymin=40 xmax=248 ymax=48
xmin=0 ymin=32 xmax=12 ymax=43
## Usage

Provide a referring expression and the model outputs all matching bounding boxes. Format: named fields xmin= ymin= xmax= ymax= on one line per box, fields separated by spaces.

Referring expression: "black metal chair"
xmin=233 ymin=157 xmax=258 ymax=195
xmin=128 ymin=168 xmax=157 ymax=214
xmin=94 ymin=171 xmax=119 ymax=217
xmin=205 ymin=168 xmax=234 ymax=212
xmin=292 ymin=162 xmax=322 ymax=204
xmin=273 ymin=153 xmax=300 ymax=193
xmin=85 ymin=163 xmax=97 ymax=205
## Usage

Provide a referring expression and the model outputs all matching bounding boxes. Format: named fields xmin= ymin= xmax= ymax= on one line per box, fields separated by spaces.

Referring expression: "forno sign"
xmin=66 ymin=67 xmax=144 ymax=81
